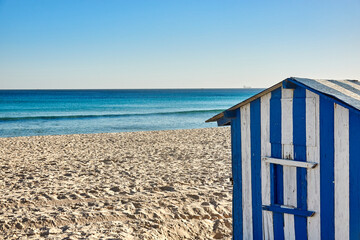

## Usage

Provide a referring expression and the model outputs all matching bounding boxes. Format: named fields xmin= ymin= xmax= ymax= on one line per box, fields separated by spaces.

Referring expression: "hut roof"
xmin=206 ymin=77 xmax=360 ymax=124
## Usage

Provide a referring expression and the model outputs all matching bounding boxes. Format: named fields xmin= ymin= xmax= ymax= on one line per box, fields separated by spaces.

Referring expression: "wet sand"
xmin=0 ymin=127 xmax=232 ymax=239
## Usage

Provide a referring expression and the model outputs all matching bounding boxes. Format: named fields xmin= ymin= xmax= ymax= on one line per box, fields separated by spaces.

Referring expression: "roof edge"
xmin=288 ymin=77 xmax=360 ymax=113
xmin=206 ymin=81 xmax=283 ymax=123
xmin=207 ymin=76 xmax=360 ymax=124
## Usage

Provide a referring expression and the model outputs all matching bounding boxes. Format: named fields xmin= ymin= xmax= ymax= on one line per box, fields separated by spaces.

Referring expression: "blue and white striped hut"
xmin=206 ymin=77 xmax=360 ymax=240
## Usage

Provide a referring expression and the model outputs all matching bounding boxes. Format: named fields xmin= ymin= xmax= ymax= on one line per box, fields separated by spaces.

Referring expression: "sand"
xmin=0 ymin=127 xmax=232 ymax=239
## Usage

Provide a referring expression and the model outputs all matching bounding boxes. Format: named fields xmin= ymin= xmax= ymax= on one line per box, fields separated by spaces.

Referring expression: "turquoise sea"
xmin=0 ymin=89 xmax=263 ymax=138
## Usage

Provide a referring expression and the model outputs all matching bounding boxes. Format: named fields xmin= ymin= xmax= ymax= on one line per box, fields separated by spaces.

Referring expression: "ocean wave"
xmin=0 ymin=109 xmax=224 ymax=122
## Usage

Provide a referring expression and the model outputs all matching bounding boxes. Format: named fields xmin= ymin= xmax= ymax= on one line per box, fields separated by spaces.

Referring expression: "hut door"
xmin=262 ymin=92 xmax=320 ymax=239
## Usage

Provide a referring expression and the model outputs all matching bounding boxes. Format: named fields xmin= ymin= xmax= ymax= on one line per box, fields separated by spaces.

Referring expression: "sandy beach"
xmin=0 ymin=127 xmax=232 ymax=239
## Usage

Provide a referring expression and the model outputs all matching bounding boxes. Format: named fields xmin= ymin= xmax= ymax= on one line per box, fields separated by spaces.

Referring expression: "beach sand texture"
xmin=0 ymin=128 xmax=232 ymax=239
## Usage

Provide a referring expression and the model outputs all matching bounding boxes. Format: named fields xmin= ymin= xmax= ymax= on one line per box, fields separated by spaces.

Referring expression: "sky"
xmin=0 ymin=0 xmax=359 ymax=89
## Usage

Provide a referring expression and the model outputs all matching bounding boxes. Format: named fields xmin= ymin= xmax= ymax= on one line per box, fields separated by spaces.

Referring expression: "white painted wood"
xmin=315 ymin=79 xmax=360 ymax=101
xmin=241 ymin=103 xmax=253 ymax=240
xmin=282 ymin=87 xmax=294 ymax=99
xmin=306 ymin=90 xmax=321 ymax=240
xmin=305 ymin=97 xmax=317 ymax=147
xmin=281 ymin=88 xmax=296 ymax=240
xmin=262 ymin=212 xmax=273 ymax=240
xmin=261 ymin=93 xmax=274 ymax=240
xmin=334 ymin=103 xmax=350 ymax=240
xmin=281 ymin=100 xmax=293 ymax=145
xmin=263 ymin=157 xmax=317 ymax=168
xmin=283 ymin=144 xmax=296 ymax=240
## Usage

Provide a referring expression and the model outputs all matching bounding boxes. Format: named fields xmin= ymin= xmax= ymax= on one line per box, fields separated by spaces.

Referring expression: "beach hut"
xmin=206 ymin=77 xmax=360 ymax=240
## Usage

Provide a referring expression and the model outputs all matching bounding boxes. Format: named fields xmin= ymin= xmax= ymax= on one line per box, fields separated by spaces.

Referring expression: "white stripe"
xmin=334 ymin=103 xmax=350 ymax=240
xmin=241 ymin=103 xmax=253 ymax=240
xmin=306 ymin=90 xmax=321 ymax=240
xmin=282 ymin=88 xmax=296 ymax=240
xmin=305 ymin=97 xmax=317 ymax=147
xmin=343 ymin=80 xmax=360 ymax=92
xmin=261 ymin=93 xmax=274 ymax=240
xmin=315 ymin=79 xmax=360 ymax=101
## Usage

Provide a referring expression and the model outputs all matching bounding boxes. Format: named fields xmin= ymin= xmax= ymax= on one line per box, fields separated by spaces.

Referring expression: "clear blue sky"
xmin=0 ymin=0 xmax=359 ymax=89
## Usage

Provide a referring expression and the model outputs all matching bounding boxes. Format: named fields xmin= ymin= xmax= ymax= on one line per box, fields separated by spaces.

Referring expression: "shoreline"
xmin=0 ymin=127 xmax=232 ymax=239
xmin=0 ymin=127 xmax=222 ymax=139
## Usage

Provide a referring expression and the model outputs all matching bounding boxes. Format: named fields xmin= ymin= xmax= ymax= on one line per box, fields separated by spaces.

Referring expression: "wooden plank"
xmin=282 ymin=88 xmax=296 ymax=240
xmin=281 ymin=102 xmax=293 ymax=145
xmin=334 ymin=103 xmax=349 ymax=240
xmin=208 ymin=112 xmax=225 ymax=123
xmin=263 ymin=157 xmax=317 ymax=169
xmin=261 ymin=93 xmax=274 ymax=240
xmin=230 ymin=108 xmax=243 ymax=239
xmin=293 ymin=87 xmax=308 ymax=239
xmin=262 ymin=205 xmax=315 ymax=217
xmin=319 ymin=96 xmax=335 ymax=240
xmin=349 ymin=111 xmax=360 ymax=240
xmin=241 ymin=103 xmax=253 ymax=240
xmin=270 ymin=87 xmax=284 ymax=240
xmin=306 ymin=98 xmax=317 ymax=147
xmin=306 ymin=90 xmax=321 ymax=240
xmin=250 ymin=99 xmax=262 ymax=239
xmin=283 ymin=155 xmax=296 ymax=240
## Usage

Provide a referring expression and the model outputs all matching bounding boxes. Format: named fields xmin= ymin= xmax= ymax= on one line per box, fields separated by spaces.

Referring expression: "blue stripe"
xmin=293 ymin=87 xmax=308 ymax=239
xmin=349 ymin=111 xmax=360 ymax=240
xmin=250 ymin=99 xmax=262 ymax=239
xmin=217 ymin=116 xmax=231 ymax=126
xmin=270 ymin=87 xmax=284 ymax=240
xmin=270 ymin=88 xmax=282 ymax=144
xmin=231 ymin=108 xmax=243 ymax=240
xmin=320 ymin=96 xmax=335 ymax=240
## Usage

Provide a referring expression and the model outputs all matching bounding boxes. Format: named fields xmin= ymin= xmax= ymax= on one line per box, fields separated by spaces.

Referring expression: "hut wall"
xmin=230 ymin=84 xmax=360 ymax=239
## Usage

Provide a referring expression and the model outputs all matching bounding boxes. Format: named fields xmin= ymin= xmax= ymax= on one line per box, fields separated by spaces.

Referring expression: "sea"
xmin=0 ymin=89 xmax=263 ymax=138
